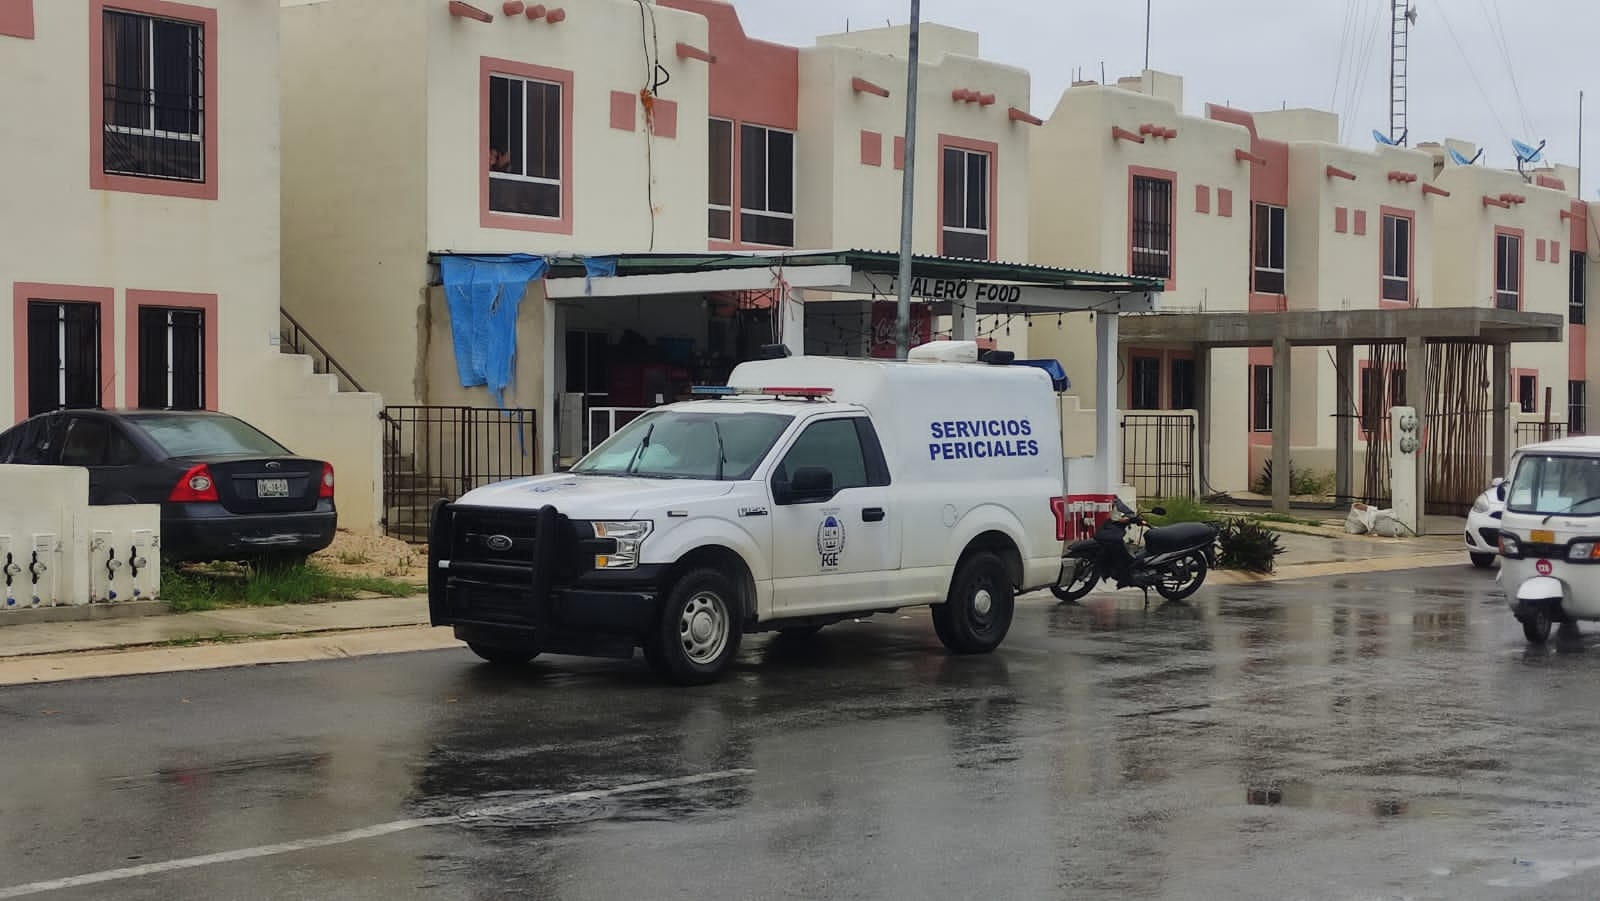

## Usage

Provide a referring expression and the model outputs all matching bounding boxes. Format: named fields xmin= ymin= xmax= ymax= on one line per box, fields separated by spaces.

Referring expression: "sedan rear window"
xmin=127 ymin=415 xmax=290 ymax=458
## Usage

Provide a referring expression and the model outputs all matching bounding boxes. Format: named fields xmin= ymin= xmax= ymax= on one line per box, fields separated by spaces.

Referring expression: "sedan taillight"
xmin=320 ymin=462 xmax=335 ymax=499
xmin=169 ymin=464 xmax=220 ymax=503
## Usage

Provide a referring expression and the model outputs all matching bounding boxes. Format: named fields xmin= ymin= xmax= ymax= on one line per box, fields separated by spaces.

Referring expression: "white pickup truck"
xmin=428 ymin=342 xmax=1068 ymax=684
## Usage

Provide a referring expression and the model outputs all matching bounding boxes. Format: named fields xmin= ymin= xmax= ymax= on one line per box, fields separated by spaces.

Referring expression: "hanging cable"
xmin=1480 ymin=0 xmax=1535 ymax=139
xmin=1434 ymin=1 xmax=1515 ymax=145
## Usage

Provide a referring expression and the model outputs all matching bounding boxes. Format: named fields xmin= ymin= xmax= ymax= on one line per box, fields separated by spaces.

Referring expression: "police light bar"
xmin=690 ymin=386 xmax=833 ymax=399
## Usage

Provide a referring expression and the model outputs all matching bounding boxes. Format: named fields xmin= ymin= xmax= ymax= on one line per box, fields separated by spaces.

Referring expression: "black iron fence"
xmin=1121 ymin=413 xmax=1197 ymax=500
xmin=1516 ymin=420 xmax=1568 ymax=447
xmin=381 ymin=406 xmax=538 ymax=539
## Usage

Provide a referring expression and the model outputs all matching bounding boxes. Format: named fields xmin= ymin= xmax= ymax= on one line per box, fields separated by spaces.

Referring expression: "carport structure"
xmin=533 ymin=249 xmax=1164 ymax=492
xmin=1120 ymin=308 xmax=1565 ymax=516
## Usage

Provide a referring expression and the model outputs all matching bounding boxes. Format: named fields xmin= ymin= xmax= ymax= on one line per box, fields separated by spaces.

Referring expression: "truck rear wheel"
xmin=932 ymin=551 xmax=1014 ymax=655
xmin=646 ymin=568 xmax=743 ymax=685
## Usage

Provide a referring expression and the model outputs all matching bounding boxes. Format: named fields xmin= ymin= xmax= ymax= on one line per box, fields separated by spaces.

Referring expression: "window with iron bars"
xmin=1130 ymin=176 xmax=1172 ymax=280
xmin=102 ymin=10 xmax=205 ymax=183
xmin=1570 ymin=380 xmax=1587 ymax=436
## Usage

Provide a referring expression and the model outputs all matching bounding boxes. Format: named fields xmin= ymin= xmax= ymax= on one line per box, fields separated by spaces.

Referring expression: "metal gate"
xmin=380 ymin=406 xmax=537 ymax=540
xmin=1121 ymin=413 xmax=1197 ymax=500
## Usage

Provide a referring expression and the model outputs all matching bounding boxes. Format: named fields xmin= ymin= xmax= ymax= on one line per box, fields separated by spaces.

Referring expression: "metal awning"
xmin=1120 ymin=308 xmax=1564 ymax=347
xmin=428 ymin=249 xmax=1164 ymax=314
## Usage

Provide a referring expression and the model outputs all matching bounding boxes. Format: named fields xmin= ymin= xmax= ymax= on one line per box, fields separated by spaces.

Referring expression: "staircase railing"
xmin=279 ymin=308 xmax=368 ymax=394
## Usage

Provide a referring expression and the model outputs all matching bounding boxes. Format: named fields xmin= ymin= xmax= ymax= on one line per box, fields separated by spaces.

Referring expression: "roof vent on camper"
xmin=907 ymin=340 xmax=980 ymax=364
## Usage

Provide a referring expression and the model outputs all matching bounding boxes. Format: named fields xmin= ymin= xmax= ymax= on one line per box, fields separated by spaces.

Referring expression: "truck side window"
xmin=776 ymin=418 xmax=869 ymax=492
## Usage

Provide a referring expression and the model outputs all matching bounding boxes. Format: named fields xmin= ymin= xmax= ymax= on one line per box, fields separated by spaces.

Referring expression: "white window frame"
xmin=103 ymin=11 xmax=204 ymax=176
xmin=738 ymin=123 xmax=795 ymax=247
xmin=488 ymin=73 xmax=563 ymax=220
xmin=1253 ymin=203 xmax=1286 ymax=295
xmin=1495 ymin=233 xmax=1522 ymax=310
xmin=942 ymin=147 xmax=992 ymax=257
xmin=1381 ymin=214 xmax=1412 ymax=303
xmin=708 ymin=117 xmax=734 ymax=241
xmin=1251 ymin=364 xmax=1273 ymax=433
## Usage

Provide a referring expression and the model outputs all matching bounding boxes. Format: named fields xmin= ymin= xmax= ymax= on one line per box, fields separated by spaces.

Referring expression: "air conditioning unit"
xmin=559 ymin=393 xmax=585 ymax=460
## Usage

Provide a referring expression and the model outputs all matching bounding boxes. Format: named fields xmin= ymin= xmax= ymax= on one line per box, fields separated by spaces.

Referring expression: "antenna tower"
xmin=1389 ymin=0 xmax=1415 ymax=145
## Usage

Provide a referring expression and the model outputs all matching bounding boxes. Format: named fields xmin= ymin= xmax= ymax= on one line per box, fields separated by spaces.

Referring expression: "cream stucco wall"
xmin=1 ymin=0 xmax=384 ymax=534
xmin=2 ymin=0 xmax=282 ymax=420
xmin=798 ymin=32 xmax=1032 ymax=260
xmin=280 ymin=0 xmax=431 ymax=409
xmin=1026 ymin=76 xmax=1254 ymax=489
xmin=1434 ymin=163 xmax=1576 ymax=416
xmin=423 ymin=1 xmax=711 ymax=254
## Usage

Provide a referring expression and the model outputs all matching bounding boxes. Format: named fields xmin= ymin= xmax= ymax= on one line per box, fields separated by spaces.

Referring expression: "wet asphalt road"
xmin=6 ymin=566 xmax=1600 ymax=900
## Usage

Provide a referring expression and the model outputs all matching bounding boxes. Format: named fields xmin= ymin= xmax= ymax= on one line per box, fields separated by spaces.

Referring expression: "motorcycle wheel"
xmin=1051 ymin=557 xmax=1098 ymax=603
xmin=1155 ymin=552 xmax=1208 ymax=602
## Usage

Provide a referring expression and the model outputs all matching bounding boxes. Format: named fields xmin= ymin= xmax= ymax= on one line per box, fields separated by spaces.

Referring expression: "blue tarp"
xmin=1015 ymin=359 xmax=1070 ymax=392
xmin=583 ymin=256 xmax=619 ymax=295
xmin=438 ymin=254 xmax=549 ymax=408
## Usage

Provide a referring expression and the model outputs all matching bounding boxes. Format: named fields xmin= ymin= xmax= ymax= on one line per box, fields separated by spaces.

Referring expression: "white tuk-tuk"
xmin=1497 ymin=437 xmax=1600 ymax=643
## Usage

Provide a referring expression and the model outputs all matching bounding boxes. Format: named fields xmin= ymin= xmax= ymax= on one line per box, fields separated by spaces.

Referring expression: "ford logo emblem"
xmin=485 ymin=535 xmax=514 ymax=552
xmin=265 ymin=461 xmax=281 ymax=470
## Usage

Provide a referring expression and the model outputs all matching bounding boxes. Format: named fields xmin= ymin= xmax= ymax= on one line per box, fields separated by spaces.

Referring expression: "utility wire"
xmin=1481 ymin=0 xmax=1535 ymax=139
xmin=1434 ymin=0 xmax=1515 ymax=145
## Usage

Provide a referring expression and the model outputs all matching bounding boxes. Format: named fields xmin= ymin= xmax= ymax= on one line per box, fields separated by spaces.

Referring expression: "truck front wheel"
xmin=932 ymin=551 xmax=1015 ymax=654
xmin=646 ymin=568 xmax=743 ymax=685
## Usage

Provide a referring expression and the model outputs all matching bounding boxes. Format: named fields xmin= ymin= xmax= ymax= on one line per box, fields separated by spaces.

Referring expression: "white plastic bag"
xmin=1370 ymin=508 xmax=1403 ymax=537
xmin=1345 ymin=503 xmax=1375 ymax=535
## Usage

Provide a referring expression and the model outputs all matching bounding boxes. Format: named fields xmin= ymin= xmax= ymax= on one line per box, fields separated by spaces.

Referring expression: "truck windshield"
xmin=1507 ymin=454 xmax=1600 ymax=517
xmin=572 ymin=410 xmax=794 ymax=480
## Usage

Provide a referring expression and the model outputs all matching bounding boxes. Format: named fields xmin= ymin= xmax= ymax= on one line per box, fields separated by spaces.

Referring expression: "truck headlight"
xmin=591 ymin=521 xmax=652 ymax=569
xmin=1499 ymin=534 xmax=1521 ymax=558
xmin=1572 ymin=543 xmax=1599 ymax=561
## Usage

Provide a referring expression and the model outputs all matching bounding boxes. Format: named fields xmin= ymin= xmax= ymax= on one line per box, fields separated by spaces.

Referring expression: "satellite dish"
xmin=1372 ymin=128 xmax=1408 ymax=147
xmin=1512 ymin=138 xmax=1547 ymax=178
xmin=1448 ymin=147 xmax=1484 ymax=166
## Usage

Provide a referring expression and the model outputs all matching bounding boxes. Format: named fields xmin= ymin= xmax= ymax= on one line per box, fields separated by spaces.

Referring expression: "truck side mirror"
xmin=781 ymin=466 xmax=834 ymax=505
xmin=1496 ymin=483 xmax=1507 ymax=502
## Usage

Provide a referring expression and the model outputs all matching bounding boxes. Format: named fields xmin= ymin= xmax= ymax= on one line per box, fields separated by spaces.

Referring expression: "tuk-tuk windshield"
xmin=1507 ymin=454 xmax=1600 ymax=517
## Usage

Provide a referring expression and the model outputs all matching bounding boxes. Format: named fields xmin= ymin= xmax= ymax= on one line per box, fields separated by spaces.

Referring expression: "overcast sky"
xmin=736 ymin=0 xmax=1594 ymax=187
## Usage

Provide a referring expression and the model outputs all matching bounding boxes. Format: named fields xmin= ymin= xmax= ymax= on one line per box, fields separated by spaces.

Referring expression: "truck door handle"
xmin=863 ymin=507 xmax=886 ymax=522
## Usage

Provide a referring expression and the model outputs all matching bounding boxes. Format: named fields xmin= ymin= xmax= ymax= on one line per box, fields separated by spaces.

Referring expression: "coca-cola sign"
xmin=870 ymin=302 xmax=932 ymax=358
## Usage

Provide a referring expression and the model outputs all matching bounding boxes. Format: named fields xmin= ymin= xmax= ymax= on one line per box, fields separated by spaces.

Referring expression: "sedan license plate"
xmin=257 ymin=478 xmax=290 ymax=499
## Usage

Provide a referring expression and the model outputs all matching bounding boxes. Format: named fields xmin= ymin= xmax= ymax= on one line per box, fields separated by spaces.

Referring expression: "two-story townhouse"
xmin=280 ymin=0 xmax=1040 ymax=534
xmin=1026 ymin=71 xmax=1256 ymax=492
xmin=1 ymin=0 xmax=382 ymax=531
xmin=1430 ymin=151 xmax=1586 ymax=441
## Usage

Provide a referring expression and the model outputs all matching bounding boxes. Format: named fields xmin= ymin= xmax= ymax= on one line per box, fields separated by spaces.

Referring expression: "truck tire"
xmin=646 ymin=568 xmax=743 ymax=685
xmin=932 ymin=551 xmax=1015 ymax=655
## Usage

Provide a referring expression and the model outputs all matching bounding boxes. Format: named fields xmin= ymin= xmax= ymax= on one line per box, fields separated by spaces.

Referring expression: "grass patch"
xmin=1146 ymin=496 xmax=1215 ymax=526
xmin=163 ymin=563 xmax=421 ymax=613
xmin=1250 ymin=512 xmax=1327 ymax=527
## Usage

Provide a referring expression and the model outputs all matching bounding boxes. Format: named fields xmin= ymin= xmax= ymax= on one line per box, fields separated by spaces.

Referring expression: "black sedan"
xmin=0 ymin=409 xmax=337 ymax=566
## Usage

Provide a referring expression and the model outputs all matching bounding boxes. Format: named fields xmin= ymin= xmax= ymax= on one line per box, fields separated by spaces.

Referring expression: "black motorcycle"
xmin=1051 ymin=499 xmax=1218 ymax=603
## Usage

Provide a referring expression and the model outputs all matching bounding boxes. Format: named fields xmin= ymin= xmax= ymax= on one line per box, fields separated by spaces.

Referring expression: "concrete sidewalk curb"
xmin=1209 ymin=551 xmax=1465 ymax=585
xmin=0 ymin=625 xmax=457 ymax=686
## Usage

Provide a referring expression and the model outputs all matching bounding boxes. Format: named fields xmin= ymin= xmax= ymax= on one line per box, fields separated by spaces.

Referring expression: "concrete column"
xmin=1195 ymin=344 xmax=1212 ymax=496
xmin=1335 ymin=342 xmax=1355 ymax=503
xmin=951 ymin=298 xmax=978 ymax=341
xmin=1272 ymin=335 xmax=1291 ymax=513
xmin=1492 ymin=343 xmax=1510 ymax=476
xmin=1095 ymin=311 xmax=1120 ymax=493
xmin=1405 ymin=336 xmax=1430 ymax=532
xmin=543 ymin=300 xmax=560 ymax=472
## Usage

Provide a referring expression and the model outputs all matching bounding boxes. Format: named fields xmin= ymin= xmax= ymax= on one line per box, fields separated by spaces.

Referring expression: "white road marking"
xmin=0 ymin=769 xmax=754 ymax=899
